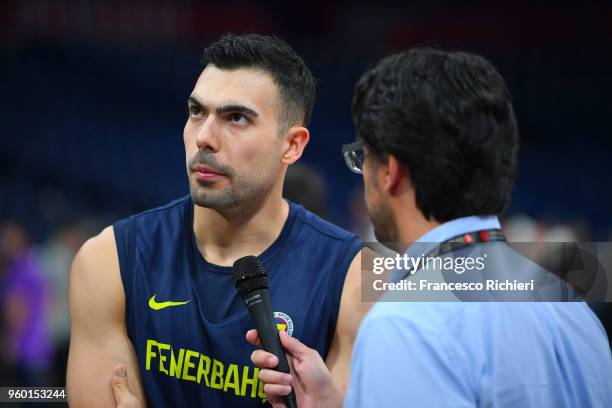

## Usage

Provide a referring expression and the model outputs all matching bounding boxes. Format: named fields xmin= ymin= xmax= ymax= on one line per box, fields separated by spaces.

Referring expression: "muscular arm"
xmin=324 ymin=247 xmax=375 ymax=396
xmin=67 ymin=226 xmax=146 ymax=407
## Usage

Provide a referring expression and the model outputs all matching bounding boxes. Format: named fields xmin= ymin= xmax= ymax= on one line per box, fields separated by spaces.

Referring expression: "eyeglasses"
xmin=342 ymin=140 xmax=366 ymax=174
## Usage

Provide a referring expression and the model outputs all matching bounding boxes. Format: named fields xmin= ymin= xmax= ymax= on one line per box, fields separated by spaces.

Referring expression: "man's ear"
xmin=383 ymin=155 xmax=405 ymax=195
xmin=281 ymin=126 xmax=310 ymax=165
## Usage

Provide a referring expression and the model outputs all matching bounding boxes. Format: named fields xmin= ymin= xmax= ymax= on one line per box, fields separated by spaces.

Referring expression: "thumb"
xmin=279 ymin=331 xmax=313 ymax=360
xmin=111 ymin=365 xmax=130 ymax=404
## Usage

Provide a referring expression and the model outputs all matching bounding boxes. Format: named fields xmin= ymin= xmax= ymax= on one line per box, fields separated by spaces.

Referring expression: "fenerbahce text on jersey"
xmin=113 ymin=196 xmax=363 ymax=407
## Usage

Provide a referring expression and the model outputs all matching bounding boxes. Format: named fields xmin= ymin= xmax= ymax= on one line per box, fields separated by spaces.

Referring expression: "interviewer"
xmin=248 ymin=47 xmax=612 ymax=407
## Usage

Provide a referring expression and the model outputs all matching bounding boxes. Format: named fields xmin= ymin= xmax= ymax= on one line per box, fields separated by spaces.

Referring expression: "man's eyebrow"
xmin=188 ymin=95 xmax=203 ymax=107
xmin=216 ymin=104 xmax=259 ymax=118
xmin=187 ymin=96 xmax=258 ymax=118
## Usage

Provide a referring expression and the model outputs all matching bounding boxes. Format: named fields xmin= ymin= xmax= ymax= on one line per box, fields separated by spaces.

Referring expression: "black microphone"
xmin=233 ymin=256 xmax=298 ymax=408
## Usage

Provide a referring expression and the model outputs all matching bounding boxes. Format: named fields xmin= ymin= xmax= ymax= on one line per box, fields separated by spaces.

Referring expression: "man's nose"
xmin=195 ymin=116 xmax=220 ymax=152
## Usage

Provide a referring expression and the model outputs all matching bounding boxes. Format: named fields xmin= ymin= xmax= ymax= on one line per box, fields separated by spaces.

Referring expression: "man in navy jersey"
xmin=67 ymin=34 xmax=369 ymax=407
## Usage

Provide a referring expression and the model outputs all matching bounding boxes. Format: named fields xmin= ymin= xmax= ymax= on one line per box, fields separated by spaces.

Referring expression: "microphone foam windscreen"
xmin=233 ymin=255 xmax=269 ymax=297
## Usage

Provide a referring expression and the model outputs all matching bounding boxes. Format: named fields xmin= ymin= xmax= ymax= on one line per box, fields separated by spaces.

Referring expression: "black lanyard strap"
xmin=428 ymin=229 xmax=506 ymax=259
xmin=394 ymin=229 xmax=507 ymax=281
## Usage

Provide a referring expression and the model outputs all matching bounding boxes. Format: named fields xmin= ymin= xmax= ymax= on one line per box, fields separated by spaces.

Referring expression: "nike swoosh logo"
xmin=148 ymin=294 xmax=190 ymax=310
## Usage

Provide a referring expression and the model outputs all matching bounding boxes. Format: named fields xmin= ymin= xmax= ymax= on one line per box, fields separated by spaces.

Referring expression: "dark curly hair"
xmin=352 ymin=47 xmax=519 ymax=222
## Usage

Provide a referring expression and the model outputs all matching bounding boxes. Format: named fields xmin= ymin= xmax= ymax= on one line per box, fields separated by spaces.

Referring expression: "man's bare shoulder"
xmin=74 ymin=225 xmax=116 ymax=265
xmin=68 ymin=226 xmax=143 ymax=407
xmin=324 ymin=247 xmax=377 ymax=393
xmin=338 ymin=248 xmax=377 ymax=331
xmin=70 ymin=226 xmax=125 ymax=324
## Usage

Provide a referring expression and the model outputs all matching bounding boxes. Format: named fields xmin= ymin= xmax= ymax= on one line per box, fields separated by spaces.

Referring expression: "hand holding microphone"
xmin=233 ymin=256 xmax=341 ymax=408
xmin=247 ymin=329 xmax=341 ymax=408
xmin=233 ymin=256 xmax=298 ymax=408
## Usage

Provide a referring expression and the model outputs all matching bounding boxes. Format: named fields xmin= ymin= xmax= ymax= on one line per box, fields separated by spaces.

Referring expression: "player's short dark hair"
xmin=201 ymin=33 xmax=316 ymax=134
xmin=352 ymin=47 xmax=519 ymax=222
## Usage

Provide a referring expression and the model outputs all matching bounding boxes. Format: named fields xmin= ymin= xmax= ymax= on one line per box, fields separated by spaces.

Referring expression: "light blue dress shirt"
xmin=344 ymin=216 xmax=612 ymax=407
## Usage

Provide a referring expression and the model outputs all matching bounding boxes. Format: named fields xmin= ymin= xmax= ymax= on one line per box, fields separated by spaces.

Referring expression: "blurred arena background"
xmin=1 ymin=0 xmax=611 ymax=389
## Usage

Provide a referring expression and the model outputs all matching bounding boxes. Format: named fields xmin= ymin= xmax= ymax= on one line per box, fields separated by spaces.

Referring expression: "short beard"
xmin=368 ymin=198 xmax=399 ymax=245
xmin=187 ymin=150 xmax=272 ymax=210
xmin=189 ymin=182 xmax=251 ymax=210
xmin=364 ymin=158 xmax=399 ymax=245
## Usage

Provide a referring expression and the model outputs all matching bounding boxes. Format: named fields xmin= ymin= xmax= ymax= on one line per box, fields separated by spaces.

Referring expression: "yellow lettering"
xmin=223 ymin=364 xmax=240 ymax=395
xmin=182 ymin=350 xmax=198 ymax=382
xmin=145 ymin=339 xmax=157 ymax=371
xmin=169 ymin=348 xmax=185 ymax=378
xmin=143 ymin=338 xmax=266 ymax=400
xmin=210 ymin=359 xmax=224 ymax=390
xmin=157 ymin=342 xmax=170 ymax=375
xmin=197 ymin=354 xmax=211 ymax=386
xmin=240 ymin=366 xmax=259 ymax=398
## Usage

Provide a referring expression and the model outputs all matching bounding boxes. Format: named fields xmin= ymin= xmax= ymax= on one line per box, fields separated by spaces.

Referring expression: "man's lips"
xmin=192 ymin=165 xmax=225 ymax=181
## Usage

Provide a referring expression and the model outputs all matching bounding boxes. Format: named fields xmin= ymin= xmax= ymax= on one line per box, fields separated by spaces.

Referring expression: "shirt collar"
xmin=389 ymin=215 xmax=501 ymax=282
xmin=415 ymin=215 xmax=501 ymax=245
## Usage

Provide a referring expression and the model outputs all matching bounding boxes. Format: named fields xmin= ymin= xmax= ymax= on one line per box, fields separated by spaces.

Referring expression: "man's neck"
xmin=393 ymin=199 xmax=440 ymax=244
xmin=398 ymin=216 xmax=440 ymax=244
xmin=193 ymin=193 xmax=289 ymax=266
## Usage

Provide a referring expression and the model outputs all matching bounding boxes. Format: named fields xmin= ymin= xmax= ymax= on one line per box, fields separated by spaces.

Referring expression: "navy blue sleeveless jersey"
xmin=113 ymin=196 xmax=363 ymax=407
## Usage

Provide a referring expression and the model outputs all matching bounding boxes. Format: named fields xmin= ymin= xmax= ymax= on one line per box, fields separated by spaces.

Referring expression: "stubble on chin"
xmin=190 ymin=183 xmax=240 ymax=210
xmin=369 ymin=199 xmax=399 ymax=244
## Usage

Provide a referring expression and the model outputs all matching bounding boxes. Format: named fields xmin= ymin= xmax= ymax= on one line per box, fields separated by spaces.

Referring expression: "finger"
xmin=268 ymin=395 xmax=288 ymax=408
xmin=246 ymin=329 xmax=262 ymax=347
xmin=251 ymin=349 xmax=279 ymax=368
xmin=259 ymin=368 xmax=293 ymax=386
xmin=278 ymin=330 xmax=315 ymax=360
xmin=111 ymin=365 xmax=129 ymax=405
xmin=112 ymin=365 xmax=141 ymax=408
xmin=263 ymin=383 xmax=293 ymax=398
xmin=287 ymin=354 xmax=298 ymax=373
